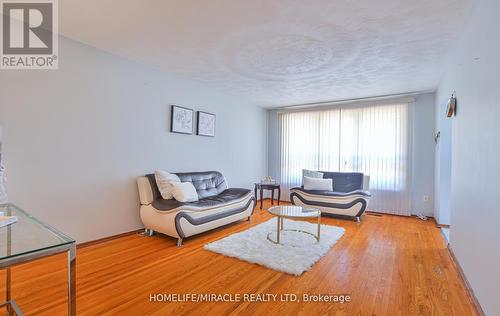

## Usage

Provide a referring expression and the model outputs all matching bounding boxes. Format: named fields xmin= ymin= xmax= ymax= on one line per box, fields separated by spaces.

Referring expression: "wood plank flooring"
xmin=1 ymin=200 xmax=478 ymax=315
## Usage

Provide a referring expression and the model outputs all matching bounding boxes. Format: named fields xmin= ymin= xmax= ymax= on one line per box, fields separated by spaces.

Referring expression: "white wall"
xmin=436 ymin=0 xmax=500 ymax=314
xmin=434 ymin=95 xmax=453 ymax=225
xmin=267 ymin=93 xmax=436 ymax=216
xmin=410 ymin=93 xmax=436 ymax=217
xmin=0 ymin=36 xmax=267 ymax=243
xmin=0 ymin=127 xmax=6 ymax=203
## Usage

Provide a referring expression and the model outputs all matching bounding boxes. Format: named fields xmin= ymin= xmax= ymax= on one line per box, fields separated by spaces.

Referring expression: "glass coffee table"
xmin=0 ymin=203 xmax=76 ymax=316
xmin=267 ymin=205 xmax=321 ymax=245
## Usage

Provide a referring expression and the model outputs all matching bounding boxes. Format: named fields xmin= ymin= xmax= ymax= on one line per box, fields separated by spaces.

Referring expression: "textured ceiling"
xmin=59 ymin=0 xmax=474 ymax=107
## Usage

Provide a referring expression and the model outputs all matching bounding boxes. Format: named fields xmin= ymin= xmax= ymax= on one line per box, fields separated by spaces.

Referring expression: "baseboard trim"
xmin=447 ymin=245 xmax=485 ymax=316
xmin=365 ymin=211 xmax=383 ymax=217
xmin=436 ymin=223 xmax=451 ymax=229
xmin=77 ymin=229 xmax=143 ymax=249
xmin=365 ymin=210 xmax=436 ymax=221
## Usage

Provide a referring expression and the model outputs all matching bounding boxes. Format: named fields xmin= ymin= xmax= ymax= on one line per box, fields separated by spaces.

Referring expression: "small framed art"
xmin=197 ymin=111 xmax=216 ymax=137
xmin=170 ymin=105 xmax=194 ymax=134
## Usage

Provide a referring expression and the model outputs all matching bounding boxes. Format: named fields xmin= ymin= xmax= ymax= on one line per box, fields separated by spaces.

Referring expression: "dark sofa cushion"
xmin=321 ymin=172 xmax=364 ymax=193
xmin=152 ymin=188 xmax=251 ymax=211
xmin=175 ymin=171 xmax=227 ymax=198
xmin=146 ymin=171 xmax=227 ymax=200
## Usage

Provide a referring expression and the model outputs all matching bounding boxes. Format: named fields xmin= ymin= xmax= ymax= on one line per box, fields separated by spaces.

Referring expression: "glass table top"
xmin=0 ymin=203 xmax=74 ymax=261
xmin=268 ymin=205 xmax=321 ymax=218
xmin=255 ymin=182 xmax=280 ymax=186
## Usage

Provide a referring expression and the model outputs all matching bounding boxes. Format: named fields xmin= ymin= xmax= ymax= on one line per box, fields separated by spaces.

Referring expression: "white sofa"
xmin=290 ymin=172 xmax=371 ymax=222
xmin=137 ymin=171 xmax=255 ymax=246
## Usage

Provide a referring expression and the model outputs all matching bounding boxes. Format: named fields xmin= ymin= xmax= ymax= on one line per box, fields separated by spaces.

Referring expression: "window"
xmin=279 ymin=102 xmax=412 ymax=215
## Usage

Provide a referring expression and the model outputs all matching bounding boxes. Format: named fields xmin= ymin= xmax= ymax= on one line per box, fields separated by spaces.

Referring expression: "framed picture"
xmin=170 ymin=105 xmax=194 ymax=134
xmin=197 ymin=111 xmax=216 ymax=137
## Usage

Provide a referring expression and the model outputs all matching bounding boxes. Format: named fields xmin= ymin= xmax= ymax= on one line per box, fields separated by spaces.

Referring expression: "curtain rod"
xmin=273 ymin=90 xmax=433 ymax=112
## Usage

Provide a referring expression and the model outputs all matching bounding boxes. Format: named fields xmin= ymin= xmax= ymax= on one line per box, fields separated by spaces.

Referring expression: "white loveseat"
xmin=137 ymin=171 xmax=255 ymax=246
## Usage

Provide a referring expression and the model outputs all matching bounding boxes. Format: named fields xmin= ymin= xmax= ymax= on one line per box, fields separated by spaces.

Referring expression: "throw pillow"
xmin=155 ymin=170 xmax=180 ymax=200
xmin=302 ymin=169 xmax=324 ymax=186
xmin=171 ymin=182 xmax=199 ymax=202
xmin=302 ymin=169 xmax=324 ymax=179
xmin=303 ymin=176 xmax=333 ymax=191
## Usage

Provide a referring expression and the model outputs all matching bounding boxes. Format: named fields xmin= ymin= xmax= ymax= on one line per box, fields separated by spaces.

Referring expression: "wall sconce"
xmin=446 ymin=92 xmax=457 ymax=117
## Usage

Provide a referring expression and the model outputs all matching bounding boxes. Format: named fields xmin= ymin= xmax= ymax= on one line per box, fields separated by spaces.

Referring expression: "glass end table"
xmin=267 ymin=205 xmax=321 ymax=245
xmin=0 ymin=203 xmax=76 ymax=316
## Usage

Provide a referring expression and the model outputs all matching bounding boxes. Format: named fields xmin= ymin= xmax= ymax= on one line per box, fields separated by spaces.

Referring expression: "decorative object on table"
xmin=254 ymin=182 xmax=281 ymax=210
xmin=170 ymin=105 xmax=194 ymax=134
xmin=446 ymin=92 xmax=457 ymax=117
xmin=204 ymin=218 xmax=345 ymax=276
xmin=196 ymin=111 xmax=216 ymax=137
xmin=0 ymin=128 xmax=7 ymax=204
xmin=0 ymin=212 xmax=17 ymax=228
xmin=261 ymin=176 xmax=275 ymax=184
xmin=290 ymin=171 xmax=371 ymax=222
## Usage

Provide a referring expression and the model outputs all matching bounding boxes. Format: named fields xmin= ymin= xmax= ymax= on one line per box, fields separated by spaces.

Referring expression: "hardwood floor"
xmin=1 ymin=200 xmax=478 ymax=315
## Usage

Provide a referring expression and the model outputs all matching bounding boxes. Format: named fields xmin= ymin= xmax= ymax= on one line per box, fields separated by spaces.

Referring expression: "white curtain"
xmin=279 ymin=102 xmax=412 ymax=216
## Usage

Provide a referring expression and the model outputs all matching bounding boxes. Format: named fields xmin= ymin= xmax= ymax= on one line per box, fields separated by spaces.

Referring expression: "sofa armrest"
xmin=363 ymin=175 xmax=370 ymax=191
xmin=137 ymin=176 xmax=155 ymax=205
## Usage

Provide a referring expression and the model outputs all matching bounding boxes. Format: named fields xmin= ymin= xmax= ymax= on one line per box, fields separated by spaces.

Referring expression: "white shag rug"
xmin=204 ymin=219 xmax=345 ymax=276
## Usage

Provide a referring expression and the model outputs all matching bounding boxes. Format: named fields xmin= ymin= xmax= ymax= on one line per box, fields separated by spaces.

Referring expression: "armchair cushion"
xmin=321 ymin=172 xmax=364 ymax=192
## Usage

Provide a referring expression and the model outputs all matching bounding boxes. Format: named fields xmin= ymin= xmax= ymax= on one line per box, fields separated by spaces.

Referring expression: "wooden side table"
xmin=254 ymin=182 xmax=281 ymax=210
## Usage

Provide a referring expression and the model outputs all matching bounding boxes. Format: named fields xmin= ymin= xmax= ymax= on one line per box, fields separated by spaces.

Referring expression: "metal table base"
xmin=1 ymin=224 xmax=76 ymax=316
xmin=267 ymin=216 xmax=321 ymax=245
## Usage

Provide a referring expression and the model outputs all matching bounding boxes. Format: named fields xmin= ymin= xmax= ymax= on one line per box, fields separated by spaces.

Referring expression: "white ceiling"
xmin=60 ymin=0 xmax=474 ymax=108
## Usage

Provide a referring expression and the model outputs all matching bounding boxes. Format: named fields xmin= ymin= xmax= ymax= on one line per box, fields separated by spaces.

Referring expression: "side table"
xmin=1 ymin=203 xmax=76 ymax=316
xmin=254 ymin=182 xmax=281 ymax=210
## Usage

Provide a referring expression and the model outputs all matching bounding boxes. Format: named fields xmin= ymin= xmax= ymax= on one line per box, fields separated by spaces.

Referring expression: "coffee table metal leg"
xmin=317 ymin=216 xmax=321 ymax=241
xmin=280 ymin=217 xmax=284 ymax=230
xmin=276 ymin=217 xmax=280 ymax=244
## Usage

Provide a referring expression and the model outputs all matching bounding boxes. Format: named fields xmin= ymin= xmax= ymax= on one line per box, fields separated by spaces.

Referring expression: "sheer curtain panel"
xmin=278 ymin=102 xmax=412 ymax=216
